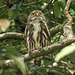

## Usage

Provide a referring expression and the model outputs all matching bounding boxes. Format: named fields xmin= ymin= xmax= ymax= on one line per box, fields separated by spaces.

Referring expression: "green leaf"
xmin=4 ymin=46 xmax=27 ymax=75
xmin=10 ymin=56 xmax=27 ymax=75
xmin=8 ymin=2 xmax=22 ymax=20
xmin=70 ymin=9 xmax=75 ymax=17
xmin=53 ymin=1 xmax=65 ymax=18
xmin=0 ymin=0 xmax=4 ymax=3
xmin=71 ymin=0 xmax=75 ymax=10
xmin=42 ymin=57 xmax=52 ymax=66
xmin=32 ymin=67 xmax=48 ymax=75
xmin=55 ymin=43 xmax=75 ymax=62
xmin=58 ymin=0 xmax=66 ymax=6
xmin=3 ymin=69 xmax=17 ymax=75
xmin=0 ymin=8 xmax=8 ymax=18
xmin=4 ymin=46 xmax=20 ymax=56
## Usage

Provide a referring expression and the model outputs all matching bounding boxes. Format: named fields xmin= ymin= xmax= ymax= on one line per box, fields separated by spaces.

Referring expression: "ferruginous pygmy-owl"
xmin=24 ymin=10 xmax=51 ymax=66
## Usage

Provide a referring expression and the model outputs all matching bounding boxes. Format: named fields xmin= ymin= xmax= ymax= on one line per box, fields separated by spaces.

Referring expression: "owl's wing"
xmin=24 ymin=23 xmax=34 ymax=40
xmin=40 ymin=21 xmax=51 ymax=41
xmin=24 ymin=25 xmax=28 ymax=40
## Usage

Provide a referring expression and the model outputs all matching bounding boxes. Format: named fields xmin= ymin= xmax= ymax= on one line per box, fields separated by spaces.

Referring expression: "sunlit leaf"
xmin=55 ymin=43 xmax=75 ymax=62
xmin=10 ymin=56 xmax=27 ymax=75
xmin=70 ymin=9 xmax=75 ymax=17
xmin=4 ymin=46 xmax=26 ymax=75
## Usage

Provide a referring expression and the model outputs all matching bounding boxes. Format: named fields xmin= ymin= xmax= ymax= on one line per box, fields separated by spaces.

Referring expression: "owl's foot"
xmin=38 ymin=47 xmax=42 ymax=51
xmin=28 ymin=47 xmax=42 ymax=55
xmin=28 ymin=49 xmax=35 ymax=54
xmin=35 ymin=47 xmax=42 ymax=51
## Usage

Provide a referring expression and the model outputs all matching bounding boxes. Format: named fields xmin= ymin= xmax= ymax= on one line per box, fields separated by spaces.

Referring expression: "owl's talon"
xmin=28 ymin=49 xmax=34 ymax=54
xmin=38 ymin=47 xmax=42 ymax=51
xmin=28 ymin=51 xmax=31 ymax=54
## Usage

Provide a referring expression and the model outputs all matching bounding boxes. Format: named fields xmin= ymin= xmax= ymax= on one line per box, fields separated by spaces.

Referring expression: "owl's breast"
xmin=32 ymin=22 xmax=41 ymax=41
xmin=26 ymin=21 xmax=42 ymax=50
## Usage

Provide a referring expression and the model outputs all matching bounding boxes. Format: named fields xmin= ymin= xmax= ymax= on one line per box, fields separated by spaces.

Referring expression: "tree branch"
xmin=63 ymin=0 xmax=75 ymax=38
xmin=22 ymin=0 xmax=41 ymax=6
xmin=23 ymin=38 xmax=75 ymax=61
xmin=0 ymin=5 xmax=7 ymax=8
xmin=0 ymin=24 xmax=63 ymax=41
xmin=64 ymin=0 xmax=72 ymax=25
xmin=50 ymin=24 xmax=63 ymax=36
xmin=0 ymin=38 xmax=75 ymax=67
xmin=0 ymin=32 xmax=24 ymax=41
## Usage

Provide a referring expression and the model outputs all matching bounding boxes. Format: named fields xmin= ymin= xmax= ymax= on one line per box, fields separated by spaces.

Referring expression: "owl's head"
xmin=28 ymin=10 xmax=46 ymax=22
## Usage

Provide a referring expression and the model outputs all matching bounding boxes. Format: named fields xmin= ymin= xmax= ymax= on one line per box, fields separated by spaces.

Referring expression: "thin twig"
xmin=0 ymin=10 xmax=8 ymax=16
xmin=0 ymin=24 xmax=63 ymax=40
xmin=60 ymin=60 xmax=75 ymax=67
xmin=64 ymin=0 xmax=72 ymax=24
xmin=22 ymin=0 xmax=41 ymax=6
xmin=0 ymin=32 xmax=24 ymax=41
xmin=0 ymin=5 xmax=7 ymax=8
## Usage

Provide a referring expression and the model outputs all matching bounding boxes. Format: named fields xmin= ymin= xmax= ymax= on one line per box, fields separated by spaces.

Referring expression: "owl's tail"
xmin=33 ymin=58 xmax=41 ymax=66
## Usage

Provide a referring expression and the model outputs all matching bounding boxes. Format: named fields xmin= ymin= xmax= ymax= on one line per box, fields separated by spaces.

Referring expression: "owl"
xmin=25 ymin=10 xmax=51 ymax=66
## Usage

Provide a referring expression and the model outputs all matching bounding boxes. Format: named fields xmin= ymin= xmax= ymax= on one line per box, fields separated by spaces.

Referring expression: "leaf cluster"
xmin=0 ymin=0 xmax=75 ymax=75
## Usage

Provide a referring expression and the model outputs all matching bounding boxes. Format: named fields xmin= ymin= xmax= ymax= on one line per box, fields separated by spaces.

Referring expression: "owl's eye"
xmin=32 ymin=13 xmax=35 ymax=15
xmin=39 ymin=12 xmax=42 ymax=15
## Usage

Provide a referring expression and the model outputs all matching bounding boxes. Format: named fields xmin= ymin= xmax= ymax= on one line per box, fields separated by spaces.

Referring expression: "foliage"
xmin=32 ymin=67 xmax=48 ymax=75
xmin=55 ymin=43 xmax=75 ymax=62
xmin=53 ymin=1 xmax=65 ymax=18
xmin=3 ymin=69 xmax=17 ymax=75
xmin=0 ymin=0 xmax=75 ymax=75
xmin=8 ymin=2 xmax=22 ymax=20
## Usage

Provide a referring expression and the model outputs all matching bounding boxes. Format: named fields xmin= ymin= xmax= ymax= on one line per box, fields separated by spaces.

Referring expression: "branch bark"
xmin=0 ymin=24 xmax=63 ymax=41
xmin=23 ymin=38 xmax=75 ymax=61
xmin=0 ymin=38 xmax=75 ymax=68
xmin=0 ymin=32 xmax=24 ymax=41
xmin=50 ymin=24 xmax=63 ymax=36
xmin=22 ymin=0 xmax=41 ymax=6
xmin=63 ymin=0 xmax=75 ymax=38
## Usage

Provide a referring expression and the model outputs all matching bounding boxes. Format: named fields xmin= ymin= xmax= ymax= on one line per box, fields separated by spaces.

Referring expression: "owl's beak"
xmin=36 ymin=13 xmax=39 ymax=16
